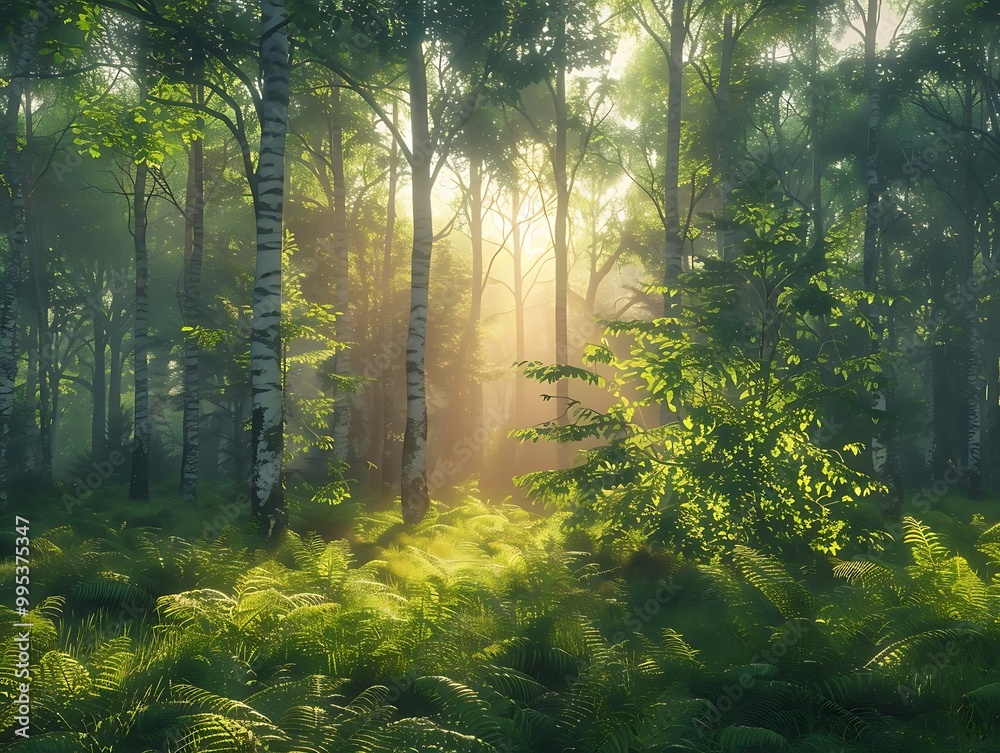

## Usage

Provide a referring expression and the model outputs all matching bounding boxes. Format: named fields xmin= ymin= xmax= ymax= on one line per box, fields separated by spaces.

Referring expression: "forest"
xmin=2 ymin=0 xmax=1000 ymax=750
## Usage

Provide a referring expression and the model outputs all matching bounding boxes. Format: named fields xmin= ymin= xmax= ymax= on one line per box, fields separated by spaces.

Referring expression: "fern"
xmin=718 ymin=725 xmax=788 ymax=750
xmin=903 ymin=517 xmax=951 ymax=574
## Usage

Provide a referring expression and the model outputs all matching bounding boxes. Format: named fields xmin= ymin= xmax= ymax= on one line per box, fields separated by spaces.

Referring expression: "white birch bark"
xmin=181 ymin=115 xmax=204 ymax=502
xmin=330 ymin=84 xmax=352 ymax=466
xmin=968 ymin=324 xmax=982 ymax=494
xmin=251 ymin=0 xmax=290 ymax=534
xmin=129 ymin=155 xmax=150 ymax=501
xmin=400 ymin=36 xmax=432 ymax=525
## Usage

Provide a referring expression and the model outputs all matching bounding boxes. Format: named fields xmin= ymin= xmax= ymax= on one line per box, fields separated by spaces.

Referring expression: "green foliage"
xmin=4 ymin=495 xmax=1000 ymax=752
xmin=515 ymin=199 xmax=883 ymax=558
xmin=74 ymin=80 xmax=199 ymax=165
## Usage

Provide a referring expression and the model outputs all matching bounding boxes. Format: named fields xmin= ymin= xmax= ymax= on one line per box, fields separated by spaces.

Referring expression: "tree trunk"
xmin=27 ymin=73 xmax=50 ymax=481
xmin=181 ymin=107 xmax=204 ymax=502
xmin=923 ymin=353 xmax=935 ymax=478
xmin=0 ymin=0 xmax=53 ymax=506
xmin=554 ymin=28 xmax=570 ymax=466
xmin=330 ymin=84 xmax=353 ymax=468
xmin=37 ymin=304 xmax=52 ymax=484
xmin=250 ymin=0 xmax=290 ymax=534
xmin=233 ymin=395 xmax=247 ymax=484
xmin=716 ymin=12 xmax=737 ymax=262
xmin=375 ymin=101 xmax=398 ymax=493
xmin=469 ymin=157 xmax=484 ymax=473
xmin=129 ymin=155 xmax=150 ymax=501
xmin=809 ymin=5 xmax=824 ymax=259
xmin=663 ymin=0 xmax=684 ymax=317
xmin=91 ymin=270 xmax=107 ymax=464
xmin=401 ymin=35 xmax=432 ymax=525
xmin=108 ymin=333 xmax=124 ymax=454
xmin=984 ymin=319 xmax=1000 ymax=492
xmin=19 ymin=83 xmax=39 ymax=476
xmin=860 ymin=0 xmax=900 ymax=516
xmin=656 ymin=0 xmax=685 ymax=426
xmin=962 ymin=78 xmax=981 ymax=496
xmin=512 ymin=183 xmax=525 ymax=430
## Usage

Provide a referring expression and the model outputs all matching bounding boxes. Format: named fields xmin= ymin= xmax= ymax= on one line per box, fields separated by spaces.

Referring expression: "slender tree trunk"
xmin=28 ymin=71 xmax=50 ymax=483
xmin=330 ymin=83 xmax=353 ymax=468
xmin=19 ymin=84 xmax=39 ymax=475
xmin=809 ymin=6 xmax=824 ymax=258
xmin=512 ymin=183 xmax=525 ymax=429
xmin=554 ymin=29 xmax=570 ymax=466
xmin=129 ymin=154 xmax=150 ymax=501
xmin=181 ymin=108 xmax=204 ymax=502
xmin=401 ymin=35 xmax=433 ymax=525
xmin=233 ymin=395 xmax=247 ymax=484
xmin=250 ymin=0 xmax=290 ymax=534
xmin=861 ymin=13 xmax=881 ymax=295
xmin=716 ymin=13 xmax=737 ymax=262
xmin=923 ymin=353 xmax=935 ymax=478
xmin=108 ymin=333 xmax=123 ymax=453
xmin=861 ymin=0 xmax=900 ymax=516
xmin=962 ymin=78 xmax=982 ymax=496
xmin=217 ymin=411 xmax=232 ymax=477
xmin=22 ymin=322 xmax=35 ymax=473
xmin=0 ymin=0 xmax=53 ymax=506
xmin=469 ymin=157 xmax=484 ymax=473
xmin=348 ymin=217 xmax=368 ymax=480
xmin=663 ymin=0 xmax=684 ymax=317
xmin=375 ymin=101 xmax=398 ymax=492
xmin=984 ymin=320 xmax=1000 ymax=491
xmin=91 ymin=270 xmax=107 ymax=463
xmin=656 ymin=0 xmax=685 ymax=426
xmin=37 ymin=304 xmax=51 ymax=484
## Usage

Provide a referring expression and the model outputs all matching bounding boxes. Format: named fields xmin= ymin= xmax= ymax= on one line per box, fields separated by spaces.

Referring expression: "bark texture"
xmin=401 ymin=36 xmax=432 ymax=525
xmin=251 ymin=0 xmax=290 ymax=534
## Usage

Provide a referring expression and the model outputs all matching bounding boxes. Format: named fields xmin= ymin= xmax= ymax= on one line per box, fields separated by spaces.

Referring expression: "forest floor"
xmin=2 ymin=482 xmax=1000 ymax=752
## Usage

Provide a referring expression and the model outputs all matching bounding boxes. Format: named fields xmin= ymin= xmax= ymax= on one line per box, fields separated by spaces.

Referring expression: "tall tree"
xmin=250 ymin=0 xmax=291 ymax=533
xmin=328 ymin=82 xmax=353 ymax=469
xmin=0 ymin=0 xmax=56 ymax=507
xmin=630 ymin=0 xmax=687 ymax=317
xmin=181 ymin=98 xmax=205 ymax=502
xmin=305 ymin=0 xmax=558 ymax=523
xmin=852 ymin=0 xmax=902 ymax=515
xmin=129 ymin=74 xmax=150 ymax=500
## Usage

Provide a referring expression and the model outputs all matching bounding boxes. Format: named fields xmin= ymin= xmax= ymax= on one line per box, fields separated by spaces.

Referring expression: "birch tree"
xmin=250 ymin=0 xmax=290 ymax=533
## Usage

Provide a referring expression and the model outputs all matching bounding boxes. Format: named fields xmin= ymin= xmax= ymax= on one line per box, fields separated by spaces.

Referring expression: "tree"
xmin=303 ymin=0 xmax=561 ymax=523
xmin=180 ymin=96 xmax=205 ymax=502
xmin=516 ymin=197 xmax=883 ymax=557
xmin=249 ymin=0 xmax=291 ymax=533
xmin=0 ymin=0 xmax=58 ymax=507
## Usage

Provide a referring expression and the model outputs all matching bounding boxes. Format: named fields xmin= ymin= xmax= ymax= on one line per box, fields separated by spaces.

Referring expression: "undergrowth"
xmin=1 ymin=487 xmax=1000 ymax=752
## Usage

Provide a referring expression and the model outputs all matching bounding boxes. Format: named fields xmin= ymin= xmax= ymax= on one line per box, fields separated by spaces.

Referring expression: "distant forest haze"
xmin=3 ymin=1 xmax=1000 ymax=749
